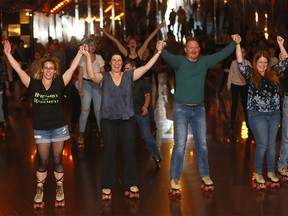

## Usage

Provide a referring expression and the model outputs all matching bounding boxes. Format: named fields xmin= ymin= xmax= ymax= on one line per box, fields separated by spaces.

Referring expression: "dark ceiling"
xmin=0 ymin=0 xmax=123 ymax=16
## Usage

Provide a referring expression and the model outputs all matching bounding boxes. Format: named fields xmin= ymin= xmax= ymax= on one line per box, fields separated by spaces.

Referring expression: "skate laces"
xmin=56 ymin=184 xmax=64 ymax=201
xmin=34 ymin=186 xmax=43 ymax=202
xmin=170 ymin=180 xmax=181 ymax=189
xmin=202 ymin=176 xmax=213 ymax=185
xmin=254 ymin=173 xmax=265 ymax=184
xmin=267 ymin=172 xmax=279 ymax=182
xmin=130 ymin=186 xmax=139 ymax=193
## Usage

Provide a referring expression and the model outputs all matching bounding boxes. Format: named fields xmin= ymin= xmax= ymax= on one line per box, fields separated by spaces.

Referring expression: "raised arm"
xmin=62 ymin=45 xmax=88 ymax=86
xmin=231 ymin=34 xmax=243 ymax=62
xmin=3 ymin=40 xmax=30 ymax=88
xmin=277 ymin=35 xmax=288 ymax=58
xmin=86 ymin=56 xmax=103 ymax=84
xmin=97 ymin=26 xmax=127 ymax=56
xmin=133 ymin=40 xmax=166 ymax=81
xmin=137 ymin=23 xmax=164 ymax=59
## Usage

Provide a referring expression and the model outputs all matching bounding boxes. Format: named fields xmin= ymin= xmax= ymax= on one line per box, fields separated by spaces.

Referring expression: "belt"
xmin=83 ymin=78 xmax=92 ymax=82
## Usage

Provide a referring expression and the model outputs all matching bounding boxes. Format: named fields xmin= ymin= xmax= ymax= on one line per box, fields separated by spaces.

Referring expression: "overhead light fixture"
xmin=50 ymin=0 xmax=72 ymax=15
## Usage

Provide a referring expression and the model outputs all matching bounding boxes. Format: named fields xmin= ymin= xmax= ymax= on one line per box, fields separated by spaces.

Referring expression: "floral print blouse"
xmin=238 ymin=58 xmax=288 ymax=112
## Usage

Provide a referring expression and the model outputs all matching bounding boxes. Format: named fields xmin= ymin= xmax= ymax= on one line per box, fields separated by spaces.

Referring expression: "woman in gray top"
xmin=86 ymin=40 xmax=165 ymax=200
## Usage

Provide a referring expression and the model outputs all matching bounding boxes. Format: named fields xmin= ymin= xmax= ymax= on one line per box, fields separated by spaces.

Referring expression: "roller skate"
xmin=169 ymin=179 xmax=181 ymax=198
xmin=278 ymin=167 xmax=288 ymax=182
xmin=265 ymin=172 xmax=280 ymax=188
xmin=77 ymin=134 xmax=84 ymax=149
xmin=200 ymin=176 xmax=215 ymax=192
xmin=252 ymin=173 xmax=267 ymax=190
xmin=33 ymin=179 xmax=45 ymax=209
xmin=124 ymin=186 xmax=140 ymax=199
xmin=102 ymin=188 xmax=112 ymax=200
xmin=55 ymin=176 xmax=65 ymax=207
xmin=152 ymin=155 xmax=162 ymax=169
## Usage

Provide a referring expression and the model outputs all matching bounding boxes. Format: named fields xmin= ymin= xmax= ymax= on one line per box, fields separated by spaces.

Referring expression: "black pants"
xmin=100 ymin=117 xmax=138 ymax=189
xmin=230 ymin=83 xmax=248 ymax=123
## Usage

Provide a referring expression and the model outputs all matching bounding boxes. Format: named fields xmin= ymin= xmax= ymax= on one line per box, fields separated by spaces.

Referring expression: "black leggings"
xmin=36 ymin=141 xmax=65 ymax=173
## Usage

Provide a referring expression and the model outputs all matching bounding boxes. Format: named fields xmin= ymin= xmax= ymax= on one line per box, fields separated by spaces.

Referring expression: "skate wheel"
xmin=102 ymin=193 xmax=112 ymax=200
xmin=169 ymin=188 xmax=181 ymax=197
xmin=55 ymin=200 xmax=65 ymax=207
xmin=34 ymin=201 xmax=45 ymax=209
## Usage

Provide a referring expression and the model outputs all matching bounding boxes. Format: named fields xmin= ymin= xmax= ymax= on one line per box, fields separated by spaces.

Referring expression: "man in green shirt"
xmin=160 ymin=36 xmax=237 ymax=195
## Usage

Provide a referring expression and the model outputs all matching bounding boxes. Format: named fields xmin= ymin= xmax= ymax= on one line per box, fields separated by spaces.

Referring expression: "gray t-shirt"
xmin=100 ymin=70 xmax=134 ymax=119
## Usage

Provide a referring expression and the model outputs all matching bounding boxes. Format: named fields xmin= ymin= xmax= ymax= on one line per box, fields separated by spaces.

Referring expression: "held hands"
xmin=156 ymin=40 xmax=166 ymax=53
xmin=231 ymin=34 xmax=241 ymax=45
xmin=156 ymin=23 xmax=165 ymax=30
xmin=79 ymin=44 xmax=89 ymax=56
xmin=3 ymin=40 xmax=11 ymax=55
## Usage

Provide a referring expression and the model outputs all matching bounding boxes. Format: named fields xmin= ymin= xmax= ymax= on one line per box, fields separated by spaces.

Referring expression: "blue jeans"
xmin=170 ymin=103 xmax=209 ymax=180
xmin=248 ymin=110 xmax=280 ymax=174
xmin=279 ymin=96 xmax=288 ymax=168
xmin=79 ymin=80 xmax=101 ymax=133
xmin=135 ymin=113 xmax=160 ymax=156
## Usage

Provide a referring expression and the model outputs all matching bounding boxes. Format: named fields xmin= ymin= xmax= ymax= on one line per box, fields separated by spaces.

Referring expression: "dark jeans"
xmin=100 ymin=117 xmax=138 ymax=189
xmin=230 ymin=84 xmax=248 ymax=123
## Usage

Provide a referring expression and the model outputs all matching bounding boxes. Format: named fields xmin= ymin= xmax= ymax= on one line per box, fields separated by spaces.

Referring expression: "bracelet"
xmin=156 ymin=51 xmax=161 ymax=55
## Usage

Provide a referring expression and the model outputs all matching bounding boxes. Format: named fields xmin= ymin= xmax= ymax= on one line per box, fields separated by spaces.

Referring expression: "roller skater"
xmin=278 ymin=167 xmax=288 ymax=182
xmin=102 ymin=188 xmax=112 ymax=200
xmin=200 ymin=176 xmax=215 ymax=191
xmin=55 ymin=172 xmax=65 ymax=207
xmin=33 ymin=171 xmax=46 ymax=209
xmin=266 ymin=172 xmax=280 ymax=188
xmin=124 ymin=186 xmax=140 ymax=199
xmin=252 ymin=173 xmax=267 ymax=190
xmin=169 ymin=179 xmax=181 ymax=197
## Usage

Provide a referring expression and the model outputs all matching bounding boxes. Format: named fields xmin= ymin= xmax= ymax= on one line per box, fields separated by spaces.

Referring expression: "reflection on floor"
xmin=0 ymin=65 xmax=288 ymax=215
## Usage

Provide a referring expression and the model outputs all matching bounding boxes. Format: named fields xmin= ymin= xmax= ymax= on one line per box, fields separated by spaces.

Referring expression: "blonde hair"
xmin=33 ymin=56 xmax=60 ymax=80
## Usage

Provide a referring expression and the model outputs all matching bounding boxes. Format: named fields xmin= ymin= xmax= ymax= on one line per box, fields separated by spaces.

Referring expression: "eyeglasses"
xmin=43 ymin=67 xmax=55 ymax=70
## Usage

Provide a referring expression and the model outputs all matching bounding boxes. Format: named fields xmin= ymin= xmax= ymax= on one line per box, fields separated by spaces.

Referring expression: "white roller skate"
xmin=278 ymin=167 xmax=288 ymax=182
xmin=55 ymin=176 xmax=65 ymax=207
xmin=169 ymin=179 xmax=181 ymax=197
xmin=102 ymin=188 xmax=112 ymax=200
xmin=266 ymin=172 xmax=280 ymax=188
xmin=33 ymin=178 xmax=45 ymax=209
xmin=252 ymin=173 xmax=267 ymax=190
xmin=200 ymin=176 xmax=215 ymax=192
xmin=124 ymin=186 xmax=140 ymax=199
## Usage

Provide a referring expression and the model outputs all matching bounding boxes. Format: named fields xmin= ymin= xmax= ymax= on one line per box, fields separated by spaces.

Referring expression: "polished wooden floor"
xmin=1 ymin=64 xmax=288 ymax=216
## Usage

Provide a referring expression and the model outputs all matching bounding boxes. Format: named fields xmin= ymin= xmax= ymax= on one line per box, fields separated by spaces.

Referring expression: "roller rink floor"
xmin=0 ymin=65 xmax=288 ymax=216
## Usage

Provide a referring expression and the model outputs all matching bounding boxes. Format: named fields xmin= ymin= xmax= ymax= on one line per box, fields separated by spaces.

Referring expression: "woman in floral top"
xmin=232 ymin=34 xmax=288 ymax=189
